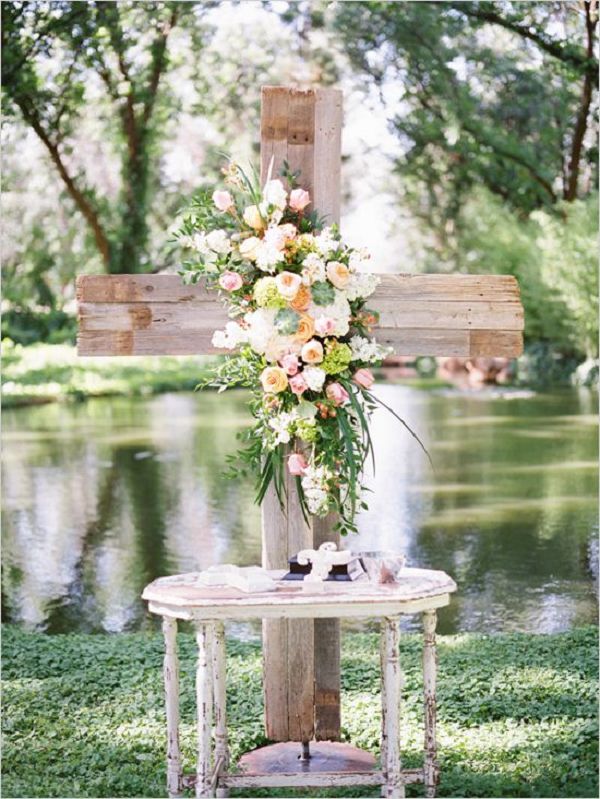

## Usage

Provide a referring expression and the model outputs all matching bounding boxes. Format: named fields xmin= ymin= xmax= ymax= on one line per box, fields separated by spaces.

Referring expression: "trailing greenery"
xmin=1 ymin=340 xmax=215 ymax=408
xmin=2 ymin=626 xmax=597 ymax=798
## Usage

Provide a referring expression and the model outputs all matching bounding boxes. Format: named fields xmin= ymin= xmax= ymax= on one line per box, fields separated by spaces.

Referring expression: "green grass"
xmin=2 ymin=626 xmax=597 ymax=798
xmin=1 ymin=341 xmax=215 ymax=407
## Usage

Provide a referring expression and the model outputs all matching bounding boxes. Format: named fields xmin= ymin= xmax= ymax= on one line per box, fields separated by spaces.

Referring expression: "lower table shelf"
xmin=180 ymin=741 xmax=433 ymax=792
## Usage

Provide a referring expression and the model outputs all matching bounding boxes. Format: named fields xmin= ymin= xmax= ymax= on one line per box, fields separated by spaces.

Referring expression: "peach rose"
xmin=326 ymin=260 xmax=350 ymax=289
xmin=289 ymin=188 xmax=311 ymax=212
xmin=290 ymin=284 xmax=311 ymax=312
xmin=281 ymin=353 xmax=300 ymax=376
xmin=289 ymin=373 xmax=308 ymax=395
xmin=275 ymin=271 xmax=302 ymax=300
xmin=293 ymin=314 xmax=315 ymax=344
xmin=288 ymin=452 xmax=308 ymax=475
xmin=213 ymin=190 xmax=234 ymax=212
xmin=301 ymin=339 xmax=324 ymax=364
xmin=239 ymin=236 xmax=262 ymax=260
xmin=218 ymin=271 xmax=243 ymax=291
xmin=260 ymin=366 xmax=288 ymax=394
xmin=315 ymin=316 xmax=336 ymax=336
xmin=353 ymin=368 xmax=375 ymax=389
xmin=326 ymin=382 xmax=350 ymax=406
xmin=243 ymin=205 xmax=265 ymax=231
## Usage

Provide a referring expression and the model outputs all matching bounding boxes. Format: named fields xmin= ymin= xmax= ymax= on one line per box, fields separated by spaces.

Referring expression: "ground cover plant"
xmin=2 ymin=626 xmax=597 ymax=798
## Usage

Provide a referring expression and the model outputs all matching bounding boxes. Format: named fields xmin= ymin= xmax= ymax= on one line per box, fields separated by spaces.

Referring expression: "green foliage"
xmin=455 ymin=189 xmax=599 ymax=360
xmin=1 ymin=341 xmax=215 ymax=408
xmin=332 ymin=1 xmax=598 ymax=223
xmin=1 ymin=1 xmax=198 ymax=274
xmin=2 ymin=626 xmax=598 ymax=798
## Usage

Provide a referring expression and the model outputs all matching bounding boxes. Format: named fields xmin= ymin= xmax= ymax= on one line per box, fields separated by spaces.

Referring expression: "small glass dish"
xmin=355 ymin=551 xmax=406 ymax=584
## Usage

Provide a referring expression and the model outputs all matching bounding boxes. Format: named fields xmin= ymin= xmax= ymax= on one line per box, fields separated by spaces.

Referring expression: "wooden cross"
xmin=77 ymin=86 xmax=524 ymax=745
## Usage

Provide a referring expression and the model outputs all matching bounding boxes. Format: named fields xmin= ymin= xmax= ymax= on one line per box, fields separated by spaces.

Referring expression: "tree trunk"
xmin=565 ymin=2 xmax=597 ymax=201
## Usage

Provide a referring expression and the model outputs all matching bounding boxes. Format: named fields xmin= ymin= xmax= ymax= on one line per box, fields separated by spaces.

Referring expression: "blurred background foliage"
xmin=1 ymin=0 xmax=598 ymax=379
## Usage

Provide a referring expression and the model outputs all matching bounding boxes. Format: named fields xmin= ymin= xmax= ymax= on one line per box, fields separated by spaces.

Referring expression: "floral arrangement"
xmin=177 ymin=161 xmax=423 ymax=535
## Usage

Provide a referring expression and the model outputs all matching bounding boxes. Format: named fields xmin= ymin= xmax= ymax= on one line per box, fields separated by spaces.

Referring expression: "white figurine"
xmin=297 ymin=542 xmax=352 ymax=591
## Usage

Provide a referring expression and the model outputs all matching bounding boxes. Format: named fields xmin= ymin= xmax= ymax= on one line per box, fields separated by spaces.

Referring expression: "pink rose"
xmin=213 ymin=190 xmax=234 ymax=212
xmin=353 ymin=368 xmax=375 ymax=389
xmin=289 ymin=373 xmax=308 ymax=395
xmin=315 ymin=316 xmax=336 ymax=336
xmin=289 ymin=188 xmax=311 ymax=212
xmin=281 ymin=353 xmax=300 ymax=376
xmin=218 ymin=271 xmax=243 ymax=292
xmin=288 ymin=452 xmax=308 ymax=476
xmin=325 ymin=382 xmax=349 ymax=406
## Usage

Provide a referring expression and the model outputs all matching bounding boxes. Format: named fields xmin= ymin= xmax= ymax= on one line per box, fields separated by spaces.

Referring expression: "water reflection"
xmin=2 ymin=386 xmax=597 ymax=635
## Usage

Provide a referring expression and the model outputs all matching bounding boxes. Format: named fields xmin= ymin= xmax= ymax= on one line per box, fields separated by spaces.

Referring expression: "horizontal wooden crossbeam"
xmin=76 ymin=273 xmax=524 ymax=358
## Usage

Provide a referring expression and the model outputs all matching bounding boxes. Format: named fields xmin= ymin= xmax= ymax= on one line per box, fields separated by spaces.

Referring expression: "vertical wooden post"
xmin=260 ymin=86 xmax=343 ymax=743
xmin=163 ymin=618 xmax=182 ymax=799
xmin=422 ymin=610 xmax=438 ymax=798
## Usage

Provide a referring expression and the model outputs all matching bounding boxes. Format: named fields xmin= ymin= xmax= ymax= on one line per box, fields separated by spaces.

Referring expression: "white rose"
xmin=302 ymin=366 xmax=326 ymax=392
xmin=206 ymin=229 xmax=231 ymax=254
xmin=263 ymin=179 xmax=287 ymax=210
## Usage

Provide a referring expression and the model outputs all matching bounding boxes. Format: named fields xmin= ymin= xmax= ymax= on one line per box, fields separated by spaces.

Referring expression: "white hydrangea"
xmin=348 ymin=248 xmax=372 ymax=271
xmin=349 ymin=335 xmax=389 ymax=363
xmin=206 ymin=229 xmax=231 ymax=254
xmin=345 ymin=272 xmax=380 ymax=301
xmin=302 ymin=366 xmax=326 ymax=392
xmin=255 ymin=242 xmax=285 ymax=272
xmin=268 ymin=411 xmax=298 ymax=444
xmin=262 ymin=179 xmax=287 ymax=210
xmin=314 ymin=227 xmax=339 ymax=257
xmin=301 ymin=253 xmax=326 ymax=284
xmin=211 ymin=321 xmax=248 ymax=350
xmin=244 ymin=309 xmax=277 ymax=354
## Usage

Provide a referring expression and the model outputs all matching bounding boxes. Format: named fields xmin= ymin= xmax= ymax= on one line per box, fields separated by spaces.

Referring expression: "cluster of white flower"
xmin=349 ymin=335 xmax=388 ymax=363
xmin=345 ymin=272 xmax=380 ymax=302
xmin=301 ymin=464 xmax=333 ymax=515
xmin=212 ymin=321 xmax=248 ymax=350
xmin=302 ymin=365 xmax=326 ymax=392
xmin=268 ymin=411 xmax=298 ymax=445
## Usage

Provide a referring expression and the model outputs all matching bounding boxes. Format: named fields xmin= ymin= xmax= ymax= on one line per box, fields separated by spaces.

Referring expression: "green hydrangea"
xmin=253 ymin=277 xmax=287 ymax=309
xmin=322 ymin=341 xmax=352 ymax=374
xmin=296 ymin=418 xmax=317 ymax=443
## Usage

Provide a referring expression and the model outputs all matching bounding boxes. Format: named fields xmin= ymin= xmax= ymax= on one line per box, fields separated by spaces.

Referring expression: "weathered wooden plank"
xmin=76 ymin=273 xmax=522 ymax=304
xmin=217 ymin=769 xmax=425 ymax=789
xmin=78 ymin=300 xmax=522 ymax=335
xmin=77 ymin=327 xmax=523 ymax=358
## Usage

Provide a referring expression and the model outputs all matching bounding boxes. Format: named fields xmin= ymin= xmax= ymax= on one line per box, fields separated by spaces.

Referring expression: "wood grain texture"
xmin=259 ymin=87 xmax=345 ymax=744
xmin=76 ymin=274 xmax=524 ymax=357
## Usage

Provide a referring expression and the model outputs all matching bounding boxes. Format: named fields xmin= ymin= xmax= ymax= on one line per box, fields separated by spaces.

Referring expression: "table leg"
xmin=195 ymin=622 xmax=214 ymax=799
xmin=381 ymin=616 xmax=404 ymax=799
xmin=423 ymin=609 xmax=438 ymax=798
xmin=163 ymin=617 xmax=182 ymax=798
xmin=212 ymin=621 xmax=229 ymax=798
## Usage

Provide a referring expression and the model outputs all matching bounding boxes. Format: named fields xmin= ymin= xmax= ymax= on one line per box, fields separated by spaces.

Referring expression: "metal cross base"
xmin=180 ymin=740 xmax=436 ymax=793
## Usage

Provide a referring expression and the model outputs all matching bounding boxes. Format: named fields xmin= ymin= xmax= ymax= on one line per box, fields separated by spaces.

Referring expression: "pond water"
xmin=2 ymin=385 xmax=597 ymax=636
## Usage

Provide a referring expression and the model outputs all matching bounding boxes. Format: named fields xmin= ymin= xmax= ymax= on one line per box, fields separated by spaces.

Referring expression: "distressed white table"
xmin=142 ymin=567 xmax=457 ymax=799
